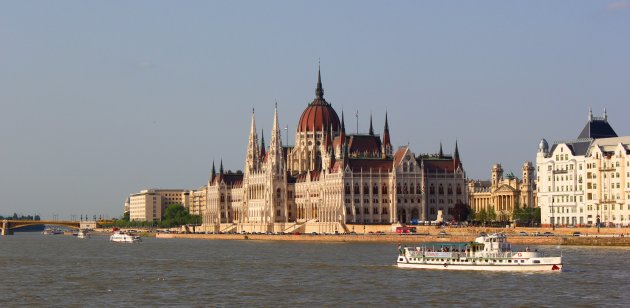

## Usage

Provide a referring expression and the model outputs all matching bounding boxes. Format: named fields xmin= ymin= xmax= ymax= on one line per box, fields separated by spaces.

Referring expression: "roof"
xmin=345 ymin=158 xmax=393 ymax=172
xmin=420 ymin=157 xmax=461 ymax=173
xmin=347 ymin=134 xmax=382 ymax=155
xmin=588 ymin=136 xmax=630 ymax=154
xmin=577 ymin=118 xmax=617 ymax=139
xmin=548 ymin=140 xmax=592 ymax=157
xmin=211 ymin=173 xmax=244 ymax=187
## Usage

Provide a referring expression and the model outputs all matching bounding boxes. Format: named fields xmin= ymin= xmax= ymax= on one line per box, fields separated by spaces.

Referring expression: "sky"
xmin=1 ymin=1 xmax=629 ymax=219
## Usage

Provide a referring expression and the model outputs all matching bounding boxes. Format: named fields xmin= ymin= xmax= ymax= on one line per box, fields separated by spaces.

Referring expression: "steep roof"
xmin=419 ymin=156 xmax=461 ymax=173
xmin=347 ymin=134 xmax=382 ymax=155
xmin=578 ymin=117 xmax=617 ymax=139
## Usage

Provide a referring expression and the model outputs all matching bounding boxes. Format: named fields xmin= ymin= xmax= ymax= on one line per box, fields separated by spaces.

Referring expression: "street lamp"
xmin=551 ymin=197 xmax=555 ymax=231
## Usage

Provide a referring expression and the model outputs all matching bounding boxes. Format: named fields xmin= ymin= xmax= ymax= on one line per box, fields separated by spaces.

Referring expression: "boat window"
xmin=533 ymin=260 xmax=540 ymax=264
xmin=521 ymin=260 xmax=524 ymax=263
xmin=508 ymin=260 xmax=512 ymax=263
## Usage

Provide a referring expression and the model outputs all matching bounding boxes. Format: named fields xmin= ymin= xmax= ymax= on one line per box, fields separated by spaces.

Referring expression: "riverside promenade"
xmin=155 ymin=226 xmax=630 ymax=247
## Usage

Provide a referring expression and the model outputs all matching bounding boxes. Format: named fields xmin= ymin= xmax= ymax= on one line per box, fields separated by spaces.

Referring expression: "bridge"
xmin=1 ymin=219 xmax=98 ymax=235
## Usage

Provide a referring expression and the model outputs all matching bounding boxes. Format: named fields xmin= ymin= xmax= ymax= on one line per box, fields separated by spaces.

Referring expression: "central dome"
xmin=297 ymin=69 xmax=341 ymax=133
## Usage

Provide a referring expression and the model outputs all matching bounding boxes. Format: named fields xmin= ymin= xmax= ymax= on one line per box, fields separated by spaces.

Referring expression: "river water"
xmin=1 ymin=233 xmax=629 ymax=307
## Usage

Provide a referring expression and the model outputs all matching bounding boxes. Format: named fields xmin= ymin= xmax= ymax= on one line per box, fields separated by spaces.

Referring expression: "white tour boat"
xmin=396 ymin=233 xmax=562 ymax=272
xmin=109 ymin=231 xmax=141 ymax=243
xmin=42 ymin=228 xmax=64 ymax=235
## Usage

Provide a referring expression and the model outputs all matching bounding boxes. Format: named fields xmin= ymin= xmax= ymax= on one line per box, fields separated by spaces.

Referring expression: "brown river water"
xmin=1 ymin=233 xmax=629 ymax=307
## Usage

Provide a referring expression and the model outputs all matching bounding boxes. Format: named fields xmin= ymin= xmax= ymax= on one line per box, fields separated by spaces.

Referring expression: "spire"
xmin=260 ymin=129 xmax=266 ymax=159
xmin=454 ymin=140 xmax=460 ymax=162
xmin=315 ymin=65 xmax=324 ymax=99
xmin=604 ymin=107 xmax=608 ymax=121
xmin=341 ymin=110 xmax=346 ymax=135
xmin=211 ymin=161 xmax=216 ymax=182
xmin=382 ymin=112 xmax=392 ymax=157
xmin=220 ymin=159 xmax=224 ymax=174
xmin=268 ymin=104 xmax=284 ymax=173
xmin=589 ymin=107 xmax=593 ymax=121
xmin=439 ymin=142 xmax=443 ymax=157
xmin=369 ymin=114 xmax=374 ymax=135
xmin=245 ymin=109 xmax=259 ymax=173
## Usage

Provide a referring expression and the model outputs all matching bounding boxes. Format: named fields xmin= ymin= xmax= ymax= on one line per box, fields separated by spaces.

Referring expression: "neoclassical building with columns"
xmin=468 ymin=162 xmax=537 ymax=221
xmin=200 ymin=69 xmax=467 ymax=233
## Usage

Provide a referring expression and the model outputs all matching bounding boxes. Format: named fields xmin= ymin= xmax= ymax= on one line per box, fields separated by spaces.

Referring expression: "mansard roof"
xmin=578 ymin=117 xmax=617 ymax=139
xmin=419 ymin=155 xmax=461 ymax=173
xmin=347 ymin=134 xmax=382 ymax=155
xmin=547 ymin=140 xmax=592 ymax=157
xmin=211 ymin=172 xmax=243 ymax=187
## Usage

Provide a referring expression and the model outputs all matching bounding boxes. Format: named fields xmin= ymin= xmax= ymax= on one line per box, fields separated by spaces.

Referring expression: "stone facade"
xmin=468 ymin=162 xmax=536 ymax=221
xmin=200 ymin=69 xmax=467 ymax=233
xmin=537 ymin=109 xmax=630 ymax=227
xmin=128 ymin=189 xmax=191 ymax=221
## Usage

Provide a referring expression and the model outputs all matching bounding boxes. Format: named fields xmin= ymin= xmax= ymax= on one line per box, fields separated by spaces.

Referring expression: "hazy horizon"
xmin=1 ymin=1 xmax=629 ymax=219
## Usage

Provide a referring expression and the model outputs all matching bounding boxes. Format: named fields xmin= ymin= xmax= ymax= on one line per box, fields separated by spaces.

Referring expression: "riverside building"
xmin=201 ymin=69 xmax=467 ymax=233
xmin=468 ymin=162 xmax=537 ymax=221
xmin=536 ymin=109 xmax=630 ymax=227
xmin=128 ymin=189 xmax=191 ymax=221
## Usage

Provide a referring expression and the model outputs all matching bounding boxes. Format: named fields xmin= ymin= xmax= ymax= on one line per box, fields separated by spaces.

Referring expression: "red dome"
xmin=297 ymin=98 xmax=341 ymax=132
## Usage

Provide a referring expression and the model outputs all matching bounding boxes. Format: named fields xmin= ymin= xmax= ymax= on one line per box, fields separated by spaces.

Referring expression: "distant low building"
xmin=128 ymin=189 xmax=191 ymax=221
xmin=468 ymin=162 xmax=536 ymax=221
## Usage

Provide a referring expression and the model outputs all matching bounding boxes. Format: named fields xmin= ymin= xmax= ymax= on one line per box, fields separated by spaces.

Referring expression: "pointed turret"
xmin=210 ymin=161 xmax=216 ymax=183
xmin=245 ymin=109 xmax=259 ymax=174
xmin=439 ymin=142 xmax=444 ymax=158
xmin=220 ymin=159 xmax=224 ymax=174
xmin=260 ymin=130 xmax=266 ymax=161
xmin=268 ymin=104 xmax=284 ymax=174
xmin=369 ymin=114 xmax=374 ymax=135
xmin=589 ymin=107 xmax=593 ymax=121
xmin=454 ymin=140 xmax=462 ymax=168
xmin=382 ymin=112 xmax=392 ymax=157
xmin=315 ymin=65 xmax=324 ymax=99
xmin=604 ymin=107 xmax=608 ymax=121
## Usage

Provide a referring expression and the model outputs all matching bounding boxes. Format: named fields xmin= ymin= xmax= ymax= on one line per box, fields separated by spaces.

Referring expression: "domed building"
xmin=200 ymin=69 xmax=467 ymax=234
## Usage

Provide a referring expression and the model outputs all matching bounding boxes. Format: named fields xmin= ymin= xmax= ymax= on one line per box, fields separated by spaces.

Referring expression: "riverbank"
xmin=156 ymin=232 xmax=630 ymax=246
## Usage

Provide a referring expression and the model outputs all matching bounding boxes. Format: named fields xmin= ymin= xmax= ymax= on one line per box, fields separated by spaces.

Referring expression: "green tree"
xmin=487 ymin=207 xmax=497 ymax=222
xmin=159 ymin=204 xmax=201 ymax=228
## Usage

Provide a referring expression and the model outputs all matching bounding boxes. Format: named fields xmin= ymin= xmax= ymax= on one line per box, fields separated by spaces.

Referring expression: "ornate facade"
xmin=201 ymin=69 xmax=467 ymax=233
xmin=468 ymin=162 xmax=536 ymax=221
xmin=537 ymin=109 xmax=630 ymax=227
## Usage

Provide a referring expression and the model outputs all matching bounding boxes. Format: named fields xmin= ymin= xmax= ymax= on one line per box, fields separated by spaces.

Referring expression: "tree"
xmin=160 ymin=204 xmax=201 ymax=228
xmin=451 ymin=202 xmax=471 ymax=223
xmin=487 ymin=207 xmax=497 ymax=222
xmin=476 ymin=208 xmax=488 ymax=225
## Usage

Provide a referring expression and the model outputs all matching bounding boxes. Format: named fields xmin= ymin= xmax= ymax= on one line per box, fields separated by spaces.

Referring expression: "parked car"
xmin=532 ymin=231 xmax=541 ymax=236
xmin=543 ymin=231 xmax=555 ymax=237
xmin=437 ymin=231 xmax=449 ymax=238
xmin=518 ymin=231 xmax=529 ymax=236
xmin=572 ymin=231 xmax=582 ymax=237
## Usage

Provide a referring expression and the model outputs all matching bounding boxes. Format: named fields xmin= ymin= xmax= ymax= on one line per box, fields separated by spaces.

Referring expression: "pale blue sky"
xmin=1 ymin=1 xmax=629 ymax=219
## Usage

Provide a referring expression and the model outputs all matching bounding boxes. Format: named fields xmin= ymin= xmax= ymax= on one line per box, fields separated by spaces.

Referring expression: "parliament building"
xmin=194 ymin=69 xmax=467 ymax=233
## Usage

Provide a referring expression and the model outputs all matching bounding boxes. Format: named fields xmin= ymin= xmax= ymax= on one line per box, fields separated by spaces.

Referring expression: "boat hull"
xmin=397 ymin=261 xmax=562 ymax=272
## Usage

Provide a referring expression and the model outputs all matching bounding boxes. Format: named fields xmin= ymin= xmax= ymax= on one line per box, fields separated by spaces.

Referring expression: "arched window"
xmin=373 ymin=184 xmax=379 ymax=195
xmin=382 ymin=207 xmax=388 ymax=215
xmin=416 ymin=184 xmax=422 ymax=195
xmin=439 ymin=184 xmax=444 ymax=195
xmin=382 ymin=184 xmax=388 ymax=194
xmin=430 ymin=184 xmax=435 ymax=195
xmin=403 ymin=183 xmax=408 ymax=194
xmin=397 ymin=183 xmax=402 ymax=194
xmin=456 ymin=184 xmax=462 ymax=195
xmin=373 ymin=207 xmax=379 ymax=215
xmin=448 ymin=184 xmax=453 ymax=195
xmin=364 ymin=184 xmax=369 ymax=195
xmin=220 ymin=194 xmax=225 ymax=202
xmin=345 ymin=184 xmax=351 ymax=195
xmin=354 ymin=183 xmax=360 ymax=195
xmin=346 ymin=207 xmax=352 ymax=215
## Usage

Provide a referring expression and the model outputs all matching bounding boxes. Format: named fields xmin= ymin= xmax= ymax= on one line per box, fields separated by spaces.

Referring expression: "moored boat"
xmin=77 ymin=229 xmax=90 ymax=239
xmin=396 ymin=233 xmax=562 ymax=272
xmin=110 ymin=230 xmax=141 ymax=243
xmin=42 ymin=228 xmax=64 ymax=235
